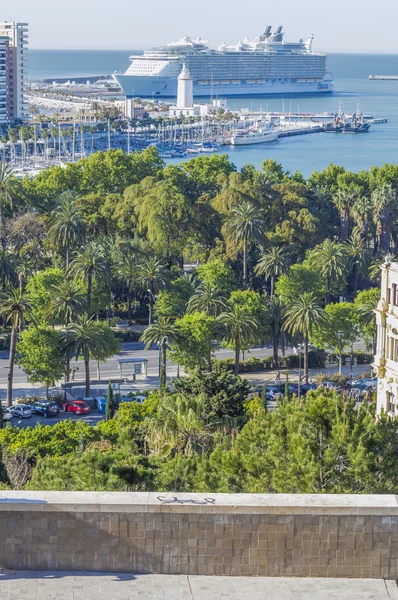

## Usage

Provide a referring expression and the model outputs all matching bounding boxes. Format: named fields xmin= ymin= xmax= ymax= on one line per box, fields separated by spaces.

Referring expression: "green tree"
xmin=64 ymin=314 xmax=111 ymax=397
xmin=26 ymin=267 xmax=65 ymax=324
xmin=140 ymin=317 xmax=181 ymax=389
xmin=106 ymin=380 xmax=115 ymax=421
xmin=283 ymin=293 xmax=326 ymax=383
xmin=171 ymin=312 xmax=215 ymax=371
xmin=69 ymin=241 xmax=109 ymax=314
xmin=275 ymin=263 xmax=326 ymax=305
xmin=173 ymin=362 xmax=251 ymax=422
xmin=265 ymin=295 xmax=287 ymax=369
xmin=187 ymin=281 xmax=226 ymax=317
xmin=310 ymin=239 xmax=349 ymax=304
xmin=217 ymin=302 xmax=259 ymax=374
xmin=16 ymin=327 xmax=65 ymax=397
xmin=255 ymin=246 xmax=289 ymax=297
xmin=354 ymin=288 xmax=380 ymax=352
xmin=156 ymin=277 xmax=195 ymax=319
xmin=0 ymin=163 xmax=16 ymax=249
xmin=136 ymin=256 xmax=169 ymax=325
xmin=226 ymin=201 xmax=264 ymax=288
xmin=113 ymin=251 xmax=139 ymax=325
xmin=48 ymin=191 xmax=85 ymax=270
xmin=372 ymin=184 xmax=398 ymax=253
xmin=311 ymin=302 xmax=359 ymax=374
xmin=196 ymin=259 xmax=236 ymax=296
xmin=45 ymin=279 xmax=87 ymax=326
xmin=0 ymin=287 xmax=32 ymax=406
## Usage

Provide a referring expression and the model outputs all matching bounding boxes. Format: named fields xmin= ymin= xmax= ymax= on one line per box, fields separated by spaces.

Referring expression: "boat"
xmin=230 ymin=122 xmax=280 ymax=145
xmin=113 ymin=26 xmax=333 ymax=99
xmin=324 ymin=105 xmax=370 ymax=133
xmin=198 ymin=143 xmax=220 ymax=153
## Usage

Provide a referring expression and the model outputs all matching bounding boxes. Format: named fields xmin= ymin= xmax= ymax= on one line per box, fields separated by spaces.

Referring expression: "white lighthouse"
xmin=177 ymin=63 xmax=193 ymax=109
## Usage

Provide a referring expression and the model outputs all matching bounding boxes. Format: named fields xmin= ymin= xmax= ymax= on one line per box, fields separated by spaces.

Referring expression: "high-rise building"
xmin=0 ymin=35 xmax=10 ymax=124
xmin=0 ymin=21 xmax=28 ymax=123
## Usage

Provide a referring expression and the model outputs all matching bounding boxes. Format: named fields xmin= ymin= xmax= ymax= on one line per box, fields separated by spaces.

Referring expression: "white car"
xmin=2 ymin=409 xmax=12 ymax=422
xmin=10 ymin=404 xmax=33 ymax=418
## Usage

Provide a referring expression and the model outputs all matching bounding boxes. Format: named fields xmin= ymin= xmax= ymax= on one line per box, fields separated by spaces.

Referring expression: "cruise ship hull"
xmin=113 ymin=74 xmax=333 ymax=98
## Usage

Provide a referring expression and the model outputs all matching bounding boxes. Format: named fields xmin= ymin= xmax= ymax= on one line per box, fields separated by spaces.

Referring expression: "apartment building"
xmin=0 ymin=21 xmax=28 ymax=123
xmin=374 ymin=258 xmax=398 ymax=415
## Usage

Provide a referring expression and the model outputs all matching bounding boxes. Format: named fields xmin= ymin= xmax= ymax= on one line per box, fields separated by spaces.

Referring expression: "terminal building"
xmin=374 ymin=258 xmax=398 ymax=416
xmin=0 ymin=21 xmax=28 ymax=124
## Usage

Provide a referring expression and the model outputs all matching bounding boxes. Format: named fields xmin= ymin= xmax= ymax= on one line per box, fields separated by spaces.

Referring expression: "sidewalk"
xmin=0 ymin=572 xmax=396 ymax=600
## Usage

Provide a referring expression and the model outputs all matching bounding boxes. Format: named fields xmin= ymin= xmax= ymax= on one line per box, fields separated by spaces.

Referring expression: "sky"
xmin=5 ymin=0 xmax=398 ymax=53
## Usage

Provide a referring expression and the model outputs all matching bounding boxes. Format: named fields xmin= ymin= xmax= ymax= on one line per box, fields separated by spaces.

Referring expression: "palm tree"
xmin=217 ymin=304 xmax=259 ymax=375
xmin=64 ymin=314 xmax=108 ymax=397
xmin=187 ymin=281 xmax=226 ymax=317
xmin=283 ymin=292 xmax=326 ymax=384
xmin=69 ymin=241 xmax=109 ymax=314
xmin=255 ymin=247 xmax=289 ymax=297
xmin=113 ymin=252 xmax=139 ymax=325
xmin=45 ymin=279 xmax=87 ymax=326
xmin=345 ymin=229 xmax=369 ymax=294
xmin=136 ymin=256 xmax=169 ymax=325
xmin=266 ymin=295 xmax=289 ymax=369
xmin=332 ymin=188 xmax=357 ymax=242
xmin=312 ymin=239 xmax=348 ymax=304
xmin=0 ymin=250 xmax=17 ymax=289
xmin=372 ymin=184 xmax=398 ymax=253
xmin=48 ymin=191 xmax=85 ymax=270
xmin=351 ymin=195 xmax=373 ymax=245
xmin=16 ymin=257 xmax=33 ymax=291
xmin=0 ymin=288 xmax=32 ymax=406
xmin=226 ymin=201 xmax=264 ymax=288
xmin=140 ymin=317 xmax=181 ymax=389
xmin=0 ymin=163 xmax=15 ymax=249
xmin=148 ymin=394 xmax=216 ymax=456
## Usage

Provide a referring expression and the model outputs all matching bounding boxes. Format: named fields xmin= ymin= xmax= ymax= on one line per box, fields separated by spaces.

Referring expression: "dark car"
xmin=30 ymin=401 xmax=60 ymax=418
xmin=276 ymin=383 xmax=299 ymax=396
xmin=299 ymin=383 xmax=317 ymax=396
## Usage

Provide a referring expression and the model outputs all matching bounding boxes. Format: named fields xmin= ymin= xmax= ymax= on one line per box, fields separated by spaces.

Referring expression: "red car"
xmin=65 ymin=400 xmax=91 ymax=415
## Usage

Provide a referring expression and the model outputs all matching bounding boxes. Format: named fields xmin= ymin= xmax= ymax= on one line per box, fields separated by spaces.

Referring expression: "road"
xmin=0 ymin=342 xmax=277 ymax=389
xmin=0 ymin=340 xmax=367 ymax=388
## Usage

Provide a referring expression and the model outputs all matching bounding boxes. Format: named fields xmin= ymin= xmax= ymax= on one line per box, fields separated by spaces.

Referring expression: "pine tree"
xmin=106 ymin=380 xmax=115 ymax=421
xmin=261 ymin=384 xmax=267 ymax=409
xmin=284 ymin=371 xmax=291 ymax=402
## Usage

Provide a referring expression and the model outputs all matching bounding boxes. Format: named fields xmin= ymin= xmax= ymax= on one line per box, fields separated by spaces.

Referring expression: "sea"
xmin=28 ymin=50 xmax=398 ymax=177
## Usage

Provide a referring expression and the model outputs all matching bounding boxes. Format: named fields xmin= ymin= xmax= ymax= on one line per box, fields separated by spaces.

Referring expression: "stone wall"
xmin=0 ymin=492 xmax=398 ymax=578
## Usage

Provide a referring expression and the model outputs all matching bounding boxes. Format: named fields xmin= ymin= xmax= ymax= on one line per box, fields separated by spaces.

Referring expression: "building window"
xmin=393 ymin=284 xmax=397 ymax=305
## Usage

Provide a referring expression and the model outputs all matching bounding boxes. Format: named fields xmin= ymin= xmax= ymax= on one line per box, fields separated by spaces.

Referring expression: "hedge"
xmin=215 ymin=349 xmax=327 ymax=373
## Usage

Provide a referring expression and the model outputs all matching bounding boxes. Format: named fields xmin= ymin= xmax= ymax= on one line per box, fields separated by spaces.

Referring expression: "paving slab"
xmin=0 ymin=572 xmax=397 ymax=600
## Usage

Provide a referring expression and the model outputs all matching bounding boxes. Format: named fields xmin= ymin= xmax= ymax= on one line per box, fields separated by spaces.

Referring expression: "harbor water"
xmin=29 ymin=51 xmax=398 ymax=176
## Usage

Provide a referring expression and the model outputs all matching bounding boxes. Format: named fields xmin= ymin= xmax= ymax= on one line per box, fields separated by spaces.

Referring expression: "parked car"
xmin=30 ymin=401 xmax=60 ymax=418
xmin=299 ymin=383 xmax=317 ymax=396
xmin=10 ymin=404 xmax=32 ymax=418
xmin=276 ymin=383 xmax=299 ymax=396
xmin=265 ymin=386 xmax=283 ymax=401
xmin=2 ymin=409 xmax=13 ymax=422
xmin=65 ymin=400 xmax=91 ymax=415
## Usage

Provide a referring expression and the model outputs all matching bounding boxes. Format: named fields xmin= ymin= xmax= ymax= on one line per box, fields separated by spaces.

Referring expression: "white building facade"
xmin=0 ymin=36 xmax=9 ymax=124
xmin=374 ymin=259 xmax=398 ymax=416
xmin=0 ymin=21 xmax=28 ymax=122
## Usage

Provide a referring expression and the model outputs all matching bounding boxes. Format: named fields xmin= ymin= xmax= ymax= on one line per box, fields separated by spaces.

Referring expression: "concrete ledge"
xmin=1 ymin=492 xmax=398 ymax=578
xmin=0 ymin=491 xmax=398 ymax=515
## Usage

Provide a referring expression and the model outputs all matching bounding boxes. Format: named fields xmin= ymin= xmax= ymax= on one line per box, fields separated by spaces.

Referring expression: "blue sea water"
xmin=28 ymin=50 xmax=398 ymax=176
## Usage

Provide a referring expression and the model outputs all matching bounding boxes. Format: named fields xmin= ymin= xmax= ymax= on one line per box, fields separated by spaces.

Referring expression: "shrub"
xmin=113 ymin=329 xmax=142 ymax=343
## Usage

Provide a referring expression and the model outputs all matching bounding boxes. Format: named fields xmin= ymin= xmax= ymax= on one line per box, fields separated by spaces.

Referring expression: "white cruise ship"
xmin=113 ymin=26 xmax=333 ymax=99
